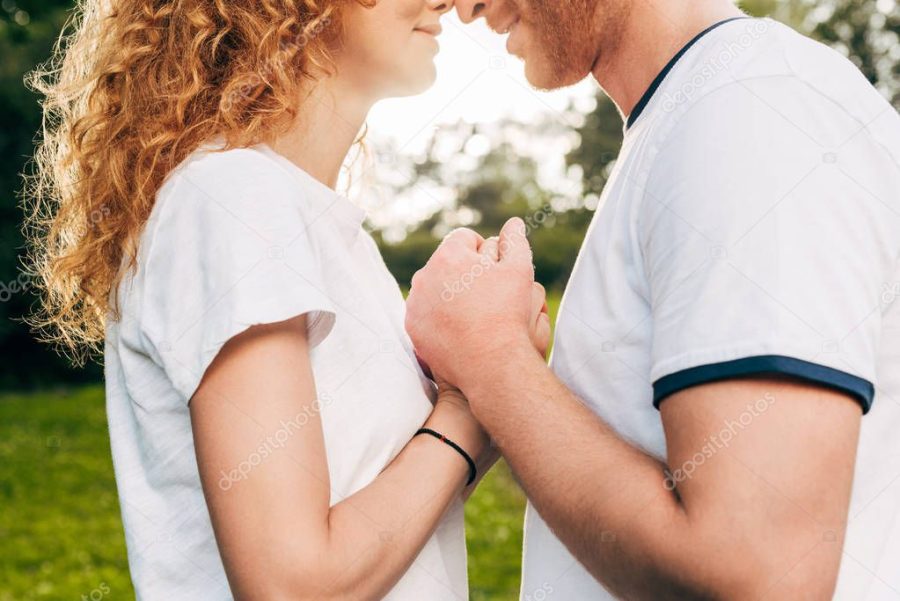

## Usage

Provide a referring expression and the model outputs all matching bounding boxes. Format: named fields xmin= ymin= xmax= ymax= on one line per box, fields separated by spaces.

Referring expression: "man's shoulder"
xmin=631 ymin=20 xmax=900 ymax=239
xmin=655 ymin=18 xmax=892 ymax=142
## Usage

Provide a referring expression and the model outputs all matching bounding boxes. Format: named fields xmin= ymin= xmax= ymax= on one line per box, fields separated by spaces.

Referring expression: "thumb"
xmin=498 ymin=217 xmax=532 ymax=271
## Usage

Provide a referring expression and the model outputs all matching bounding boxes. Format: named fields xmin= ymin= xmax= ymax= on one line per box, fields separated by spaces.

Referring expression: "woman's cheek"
xmin=392 ymin=0 xmax=424 ymax=22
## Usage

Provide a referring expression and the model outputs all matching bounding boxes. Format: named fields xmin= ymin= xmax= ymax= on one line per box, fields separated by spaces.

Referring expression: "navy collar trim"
xmin=625 ymin=16 xmax=750 ymax=130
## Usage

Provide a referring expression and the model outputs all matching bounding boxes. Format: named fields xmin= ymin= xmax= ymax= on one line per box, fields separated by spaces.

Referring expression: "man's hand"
xmin=405 ymin=218 xmax=545 ymax=393
xmin=479 ymin=233 xmax=551 ymax=357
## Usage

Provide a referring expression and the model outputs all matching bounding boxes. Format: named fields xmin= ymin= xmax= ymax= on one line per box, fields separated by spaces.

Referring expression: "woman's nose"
xmin=428 ymin=0 xmax=454 ymax=15
xmin=454 ymin=0 xmax=489 ymax=23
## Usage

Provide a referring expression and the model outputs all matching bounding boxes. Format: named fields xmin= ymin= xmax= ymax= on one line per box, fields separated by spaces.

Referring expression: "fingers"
xmin=530 ymin=282 xmax=551 ymax=356
xmin=498 ymin=217 xmax=532 ymax=273
xmin=534 ymin=312 xmax=552 ymax=357
xmin=531 ymin=282 xmax=546 ymax=315
xmin=441 ymin=227 xmax=483 ymax=252
xmin=479 ymin=236 xmax=500 ymax=262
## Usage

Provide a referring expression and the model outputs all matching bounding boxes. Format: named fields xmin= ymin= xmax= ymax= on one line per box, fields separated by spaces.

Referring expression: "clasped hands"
xmin=407 ymin=217 xmax=551 ymax=389
xmin=406 ymin=217 xmax=551 ymax=482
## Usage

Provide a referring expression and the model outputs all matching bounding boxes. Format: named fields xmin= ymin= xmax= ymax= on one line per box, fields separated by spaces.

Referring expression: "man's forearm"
xmin=461 ymin=346 xmax=738 ymax=600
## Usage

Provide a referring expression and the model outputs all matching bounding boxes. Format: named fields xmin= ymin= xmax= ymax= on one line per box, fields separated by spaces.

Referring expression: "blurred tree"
xmin=565 ymin=97 xmax=622 ymax=201
xmin=1 ymin=0 xmax=897 ymax=385
xmin=1 ymin=1 xmax=103 ymax=387
xmin=377 ymin=117 xmax=593 ymax=289
xmin=808 ymin=0 xmax=899 ymax=107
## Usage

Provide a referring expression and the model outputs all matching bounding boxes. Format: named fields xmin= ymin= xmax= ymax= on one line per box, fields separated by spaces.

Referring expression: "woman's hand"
xmin=422 ymin=375 xmax=498 ymax=499
xmin=530 ymin=281 xmax=551 ymax=358
xmin=427 ymin=378 xmax=495 ymax=488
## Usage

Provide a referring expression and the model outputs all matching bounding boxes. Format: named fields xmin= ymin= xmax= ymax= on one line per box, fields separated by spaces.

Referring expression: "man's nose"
xmin=454 ymin=0 xmax=489 ymax=24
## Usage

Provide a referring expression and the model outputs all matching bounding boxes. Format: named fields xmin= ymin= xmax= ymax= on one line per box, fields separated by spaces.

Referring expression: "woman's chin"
xmin=387 ymin=63 xmax=438 ymax=98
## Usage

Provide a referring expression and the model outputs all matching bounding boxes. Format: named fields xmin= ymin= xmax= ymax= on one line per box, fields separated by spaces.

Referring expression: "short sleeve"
xmin=639 ymin=78 xmax=900 ymax=414
xmin=139 ymin=149 xmax=337 ymax=402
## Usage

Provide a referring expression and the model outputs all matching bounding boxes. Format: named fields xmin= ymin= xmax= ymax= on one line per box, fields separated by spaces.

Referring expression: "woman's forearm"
xmin=193 ymin=318 xmax=484 ymax=601
xmin=322 ymin=435 xmax=468 ymax=599
xmin=285 ymin=400 xmax=480 ymax=600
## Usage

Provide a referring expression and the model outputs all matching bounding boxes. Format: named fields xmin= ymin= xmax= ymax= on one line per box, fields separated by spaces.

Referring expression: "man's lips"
xmin=487 ymin=14 xmax=519 ymax=35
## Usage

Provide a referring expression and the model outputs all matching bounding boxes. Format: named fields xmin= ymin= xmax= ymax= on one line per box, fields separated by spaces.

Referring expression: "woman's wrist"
xmin=424 ymin=397 xmax=486 ymax=467
xmin=415 ymin=428 xmax=477 ymax=486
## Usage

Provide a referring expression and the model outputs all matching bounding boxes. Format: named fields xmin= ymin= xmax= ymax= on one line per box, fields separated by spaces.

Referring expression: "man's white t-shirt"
xmin=521 ymin=17 xmax=900 ymax=600
xmin=104 ymin=144 xmax=468 ymax=599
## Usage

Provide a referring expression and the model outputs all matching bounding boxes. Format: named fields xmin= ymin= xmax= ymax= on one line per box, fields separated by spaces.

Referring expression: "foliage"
xmin=1 ymin=0 xmax=897 ymax=385
xmin=0 ymin=1 xmax=102 ymax=387
xmin=809 ymin=0 xmax=899 ymax=107
xmin=0 ymin=2 xmax=893 ymax=599
xmin=372 ymin=116 xmax=595 ymax=290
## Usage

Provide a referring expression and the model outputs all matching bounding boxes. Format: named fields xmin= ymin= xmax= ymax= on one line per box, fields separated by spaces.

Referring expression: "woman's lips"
xmin=414 ymin=24 xmax=442 ymax=37
xmin=413 ymin=25 xmax=441 ymax=52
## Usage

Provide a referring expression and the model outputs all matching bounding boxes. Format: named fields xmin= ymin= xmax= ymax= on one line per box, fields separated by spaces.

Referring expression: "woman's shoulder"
xmin=149 ymin=144 xmax=323 ymax=243
xmin=165 ymin=144 xmax=304 ymax=208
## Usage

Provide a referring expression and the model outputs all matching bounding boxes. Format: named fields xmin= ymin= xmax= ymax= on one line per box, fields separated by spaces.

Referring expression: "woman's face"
xmin=336 ymin=0 xmax=452 ymax=99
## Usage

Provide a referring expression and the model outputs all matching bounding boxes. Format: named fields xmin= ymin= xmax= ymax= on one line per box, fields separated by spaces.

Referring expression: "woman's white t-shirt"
xmin=104 ymin=144 xmax=467 ymax=600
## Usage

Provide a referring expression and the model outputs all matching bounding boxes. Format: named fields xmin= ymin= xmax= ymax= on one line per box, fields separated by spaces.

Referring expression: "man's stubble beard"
xmin=526 ymin=0 xmax=632 ymax=90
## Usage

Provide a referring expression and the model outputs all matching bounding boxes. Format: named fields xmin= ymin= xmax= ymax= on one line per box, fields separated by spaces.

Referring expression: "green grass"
xmin=0 ymin=386 xmax=133 ymax=600
xmin=0 ymin=292 xmax=563 ymax=600
xmin=465 ymin=287 xmax=561 ymax=599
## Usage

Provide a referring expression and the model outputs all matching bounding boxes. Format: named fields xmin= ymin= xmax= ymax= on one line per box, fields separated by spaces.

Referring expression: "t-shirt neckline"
xmin=254 ymin=143 xmax=367 ymax=243
xmin=625 ymin=16 xmax=751 ymax=131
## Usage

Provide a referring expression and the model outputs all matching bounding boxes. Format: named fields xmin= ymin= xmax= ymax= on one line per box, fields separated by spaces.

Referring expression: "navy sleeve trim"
xmin=653 ymin=355 xmax=874 ymax=414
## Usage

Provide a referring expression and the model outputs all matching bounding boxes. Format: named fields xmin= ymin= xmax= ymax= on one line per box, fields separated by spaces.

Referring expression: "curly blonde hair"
xmin=24 ymin=0 xmax=366 ymax=365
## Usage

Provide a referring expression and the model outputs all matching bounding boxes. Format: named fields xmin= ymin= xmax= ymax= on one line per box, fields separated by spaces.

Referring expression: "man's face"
xmin=456 ymin=0 xmax=630 ymax=90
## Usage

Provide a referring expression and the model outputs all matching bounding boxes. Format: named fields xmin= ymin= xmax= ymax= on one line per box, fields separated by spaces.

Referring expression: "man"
xmin=405 ymin=0 xmax=900 ymax=599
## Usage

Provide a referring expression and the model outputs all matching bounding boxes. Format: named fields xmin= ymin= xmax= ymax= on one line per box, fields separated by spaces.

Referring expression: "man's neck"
xmin=591 ymin=0 xmax=745 ymax=121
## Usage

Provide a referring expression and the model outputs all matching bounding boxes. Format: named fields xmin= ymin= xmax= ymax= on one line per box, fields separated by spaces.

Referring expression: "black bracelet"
xmin=415 ymin=427 xmax=477 ymax=486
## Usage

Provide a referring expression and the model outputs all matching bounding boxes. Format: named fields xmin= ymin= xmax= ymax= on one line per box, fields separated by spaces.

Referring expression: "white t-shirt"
xmin=104 ymin=144 xmax=468 ymax=600
xmin=521 ymin=17 xmax=900 ymax=601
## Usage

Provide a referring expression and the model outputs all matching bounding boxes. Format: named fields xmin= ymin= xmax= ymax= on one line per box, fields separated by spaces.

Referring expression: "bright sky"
xmin=366 ymin=13 xmax=601 ymax=152
xmin=357 ymin=13 xmax=603 ymax=234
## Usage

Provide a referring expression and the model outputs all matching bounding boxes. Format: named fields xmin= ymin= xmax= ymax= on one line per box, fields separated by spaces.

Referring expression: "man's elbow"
xmin=608 ymin=528 xmax=844 ymax=601
xmin=704 ymin=542 xmax=841 ymax=601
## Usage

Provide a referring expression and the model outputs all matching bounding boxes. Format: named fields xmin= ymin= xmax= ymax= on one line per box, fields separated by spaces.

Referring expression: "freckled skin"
xmin=483 ymin=0 xmax=632 ymax=90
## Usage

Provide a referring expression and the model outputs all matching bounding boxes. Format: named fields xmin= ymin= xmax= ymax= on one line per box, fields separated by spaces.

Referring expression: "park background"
xmin=0 ymin=0 xmax=897 ymax=599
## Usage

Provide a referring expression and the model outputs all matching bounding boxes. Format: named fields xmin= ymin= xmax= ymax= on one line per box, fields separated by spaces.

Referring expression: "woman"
xmin=25 ymin=0 xmax=550 ymax=598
